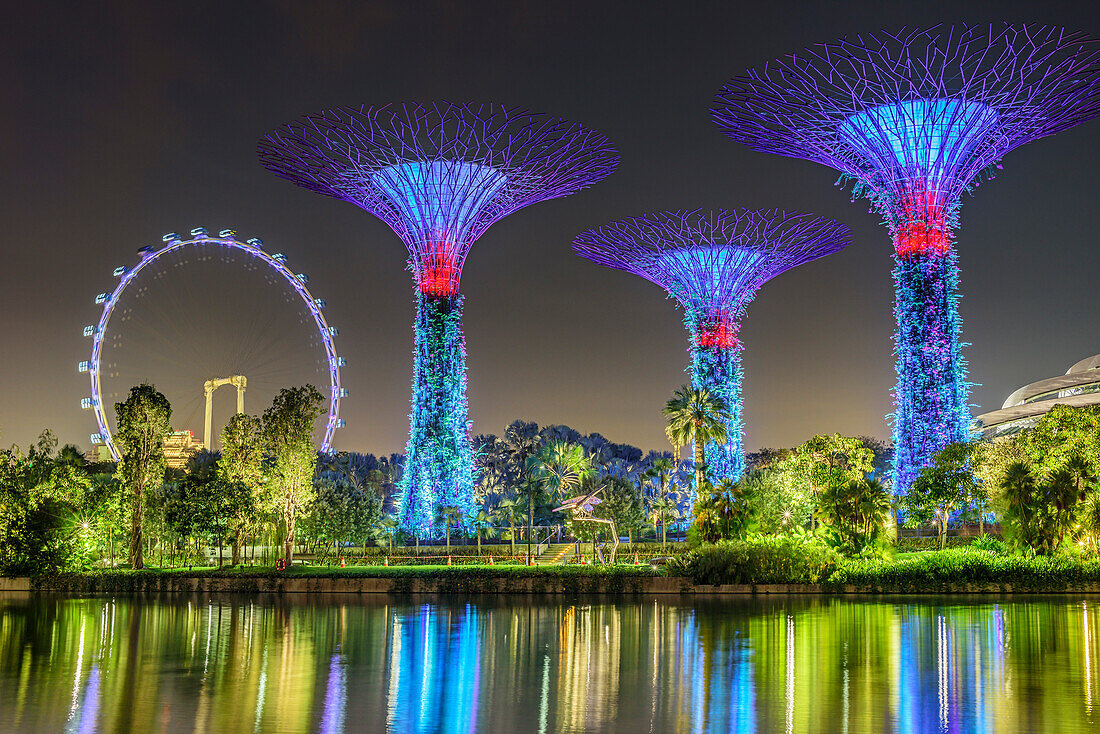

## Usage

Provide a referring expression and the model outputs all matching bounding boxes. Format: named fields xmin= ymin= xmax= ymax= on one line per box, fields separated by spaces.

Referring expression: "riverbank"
xmin=7 ymin=555 xmax=1100 ymax=595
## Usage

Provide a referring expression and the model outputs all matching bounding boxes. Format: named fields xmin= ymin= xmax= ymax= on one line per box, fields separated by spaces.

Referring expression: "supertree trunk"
xmin=688 ymin=314 xmax=746 ymax=485
xmin=891 ymin=242 xmax=970 ymax=494
xmin=398 ymin=291 xmax=476 ymax=535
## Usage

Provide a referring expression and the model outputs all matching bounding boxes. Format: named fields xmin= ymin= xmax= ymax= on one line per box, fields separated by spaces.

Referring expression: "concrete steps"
xmin=532 ymin=543 xmax=575 ymax=565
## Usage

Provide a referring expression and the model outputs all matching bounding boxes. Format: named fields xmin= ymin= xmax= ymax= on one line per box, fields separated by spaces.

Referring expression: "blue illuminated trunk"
xmin=398 ymin=292 xmax=476 ymax=535
xmin=891 ymin=248 xmax=971 ymax=494
xmin=687 ymin=317 xmax=746 ymax=486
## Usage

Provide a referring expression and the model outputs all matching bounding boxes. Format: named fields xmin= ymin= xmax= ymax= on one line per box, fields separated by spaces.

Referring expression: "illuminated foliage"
xmin=575 ymin=209 xmax=849 ymax=485
xmin=905 ymin=442 xmax=981 ymax=550
xmin=114 ymin=383 xmax=171 ymax=569
xmin=398 ymin=293 xmax=476 ymax=535
xmin=262 ymin=385 xmax=325 ymax=566
xmin=260 ymin=103 xmax=617 ymax=536
xmin=712 ymin=25 xmax=1100 ymax=493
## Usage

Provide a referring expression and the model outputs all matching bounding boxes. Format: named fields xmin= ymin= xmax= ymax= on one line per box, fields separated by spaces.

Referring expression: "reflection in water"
xmin=1 ymin=594 xmax=1098 ymax=733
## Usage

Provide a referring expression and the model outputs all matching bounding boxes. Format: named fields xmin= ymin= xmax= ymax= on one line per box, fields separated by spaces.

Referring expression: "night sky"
xmin=2 ymin=0 xmax=1098 ymax=457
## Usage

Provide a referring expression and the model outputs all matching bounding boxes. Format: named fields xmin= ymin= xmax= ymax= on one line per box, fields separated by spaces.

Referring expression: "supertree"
xmin=573 ymin=209 xmax=850 ymax=483
xmin=711 ymin=25 xmax=1100 ymax=492
xmin=258 ymin=103 xmax=617 ymax=535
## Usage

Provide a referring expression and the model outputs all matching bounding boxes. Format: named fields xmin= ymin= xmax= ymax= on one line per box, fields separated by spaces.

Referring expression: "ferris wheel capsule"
xmin=246 ymin=238 xmax=264 ymax=248
xmin=162 ymin=233 xmax=181 ymax=243
xmin=137 ymin=246 xmax=154 ymax=258
xmin=94 ymin=293 xmax=108 ymax=305
xmin=296 ymin=273 xmax=309 ymax=283
xmin=113 ymin=266 xmax=128 ymax=277
xmin=272 ymin=253 xmax=286 ymax=262
xmin=314 ymin=298 xmax=326 ymax=308
xmin=190 ymin=227 xmax=208 ymax=238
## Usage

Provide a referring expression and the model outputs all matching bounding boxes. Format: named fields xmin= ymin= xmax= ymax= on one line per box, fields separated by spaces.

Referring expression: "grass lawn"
xmin=72 ymin=563 xmax=661 ymax=579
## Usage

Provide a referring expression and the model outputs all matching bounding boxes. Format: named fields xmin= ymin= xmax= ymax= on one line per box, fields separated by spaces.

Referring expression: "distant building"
xmin=84 ymin=444 xmax=115 ymax=464
xmin=163 ymin=430 xmax=205 ymax=469
xmin=972 ymin=354 xmax=1100 ymax=440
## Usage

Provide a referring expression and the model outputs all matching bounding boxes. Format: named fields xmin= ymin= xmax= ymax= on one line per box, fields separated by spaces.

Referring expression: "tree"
xmin=496 ymin=498 xmax=520 ymax=556
xmin=747 ymin=464 xmax=813 ymax=535
xmin=1001 ymin=459 xmax=1095 ymax=554
xmin=1017 ymin=404 xmax=1100 ymax=480
xmin=663 ymin=386 xmax=730 ymax=491
xmin=592 ymin=474 xmax=644 ymax=541
xmin=644 ymin=457 xmax=676 ymax=543
xmin=0 ymin=431 xmax=86 ymax=574
xmin=114 ymin=384 xmax=172 ymax=569
xmin=262 ymin=385 xmax=325 ymax=567
xmin=691 ymin=477 xmax=756 ymax=543
xmin=816 ymin=477 xmax=891 ymax=555
xmin=218 ymin=413 xmax=264 ymax=564
xmin=436 ymin=504 xmax=465 ymax=551
xmin=525 ymin=441 xmax=593 ymax=564
xmin=905 ymin=442 xmax=980 ymax=549
xmin=473 ymin=507 xmax=497 ymax=551
xmin=303 ymin=477 xmax=382 ymax=560
xmin=648 ymin=495 xmax=680 ymax=547
xmin=781 ymin=434 xmax=874 ymax=530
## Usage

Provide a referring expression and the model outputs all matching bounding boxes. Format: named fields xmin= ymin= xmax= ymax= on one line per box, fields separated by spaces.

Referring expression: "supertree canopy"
xmin=574 ymin=209 xmax=850 ymax=483
xmin=259 ymin=102 xmax=618 ymax=534
xmin=711 ymin=25 xmax=1100 ymax=492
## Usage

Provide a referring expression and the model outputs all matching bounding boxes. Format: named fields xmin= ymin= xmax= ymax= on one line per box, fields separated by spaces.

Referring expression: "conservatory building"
xmin=972 ymin=354 xmax=1100 ymax=440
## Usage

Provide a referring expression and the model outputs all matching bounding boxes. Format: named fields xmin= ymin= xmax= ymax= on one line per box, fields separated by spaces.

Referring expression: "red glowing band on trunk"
xmin=895 ymin=189 xmax=951 ymax=258
xmin=417 ymin=244 xmax=461 ymax=297
xmin=697 ymin=315 xmax=739 ymax=349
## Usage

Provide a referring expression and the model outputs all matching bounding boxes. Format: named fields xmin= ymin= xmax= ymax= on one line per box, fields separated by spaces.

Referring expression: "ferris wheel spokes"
xmin=80 ymin=228 xmax=346 ymax=461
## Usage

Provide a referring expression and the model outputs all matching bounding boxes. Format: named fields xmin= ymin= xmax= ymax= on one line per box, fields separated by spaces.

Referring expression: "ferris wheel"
xmin=79 ymin=228 xmax=346 ymax=460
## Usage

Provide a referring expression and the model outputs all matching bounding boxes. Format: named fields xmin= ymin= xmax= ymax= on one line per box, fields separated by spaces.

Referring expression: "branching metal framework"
xmin=259 ymin=102 xmax=618 ymax=534
xmin=574 ymin=209 xmax=850 ymax=483
xmin=711 ymin=25 xmax=1100 ymax=492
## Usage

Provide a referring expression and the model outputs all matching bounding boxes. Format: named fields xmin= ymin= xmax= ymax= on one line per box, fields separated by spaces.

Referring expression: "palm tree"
xmin=1001 ymin=462 xmax=1037 ymax=550
xmin=663 ymin=386 xmax=730 ymax=493
xmin=646 ymin=457 xmax=675 ymax=542
xmin=496 ymin=498 xmax=519 ymax=556
xmin=474 ymin=507 xmax=497 ymax=551
xmin=436 ymin=505 xmax=464 ymax=551
xmin=375 ymin=516 xmax=398 ymax=552
xmin=525 ymin=441 xmax=594 ymax=564
xmin=649 ymin=495 xmax=679 ymax=547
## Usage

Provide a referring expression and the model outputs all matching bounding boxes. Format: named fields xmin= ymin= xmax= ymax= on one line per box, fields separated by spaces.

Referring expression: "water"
xmin=1 ymin=593 xmax=1097 ymax=733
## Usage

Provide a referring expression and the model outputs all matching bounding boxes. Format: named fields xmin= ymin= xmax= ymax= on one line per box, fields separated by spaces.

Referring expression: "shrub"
xmin=667 ymin=533 xmax=840 ymax=585
xmin=827 ymin=546 xmax=1100 ymax=591
xmin=895 ymin=536 xmax=981 ymax=552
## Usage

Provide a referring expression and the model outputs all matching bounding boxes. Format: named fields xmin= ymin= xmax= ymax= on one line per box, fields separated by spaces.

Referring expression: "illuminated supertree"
xmin=711 ymin=25 xmax=1100 ymax=492
xmin=259 ymin=103 xmax=617 ymax=534
xmin=574 ymin=209 xmax=850 ymax=483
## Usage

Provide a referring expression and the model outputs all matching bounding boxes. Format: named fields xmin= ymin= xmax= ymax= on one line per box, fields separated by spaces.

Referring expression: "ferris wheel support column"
xmin=202 ymin=375 xmax=247 ymax=449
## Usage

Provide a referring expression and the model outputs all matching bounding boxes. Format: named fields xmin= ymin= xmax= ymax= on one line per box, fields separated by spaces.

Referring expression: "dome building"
xmin=972 ymin=355 xmax=1100 ymax=440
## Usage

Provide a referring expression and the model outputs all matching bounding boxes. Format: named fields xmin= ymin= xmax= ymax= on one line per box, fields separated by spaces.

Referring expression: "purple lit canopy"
xmin=258 ymin=102 xmax=619 ymax=294
xmin=574 ymin=208 xmax=850 ymax=485
xmin=573 ymin=209 xmax=851 ymax=334
xmin=711 ymin=25 xmax=1100 ymax=226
